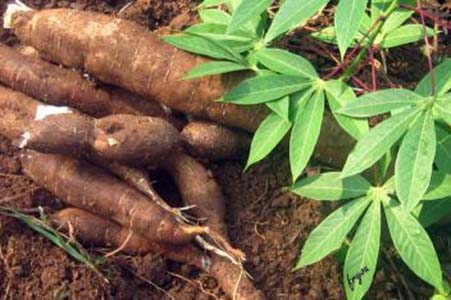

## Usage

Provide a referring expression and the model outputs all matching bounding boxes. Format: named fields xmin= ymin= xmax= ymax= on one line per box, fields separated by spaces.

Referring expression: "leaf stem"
xmin=338 ymin=0 xmax=399 ymax=81
xmin=416 ymin=0 xmax=436 ymax=97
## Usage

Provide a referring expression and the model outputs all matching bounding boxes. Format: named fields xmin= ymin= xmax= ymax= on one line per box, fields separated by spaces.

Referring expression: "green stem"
xmin=339 ymin=0 xmax=399 ymax=82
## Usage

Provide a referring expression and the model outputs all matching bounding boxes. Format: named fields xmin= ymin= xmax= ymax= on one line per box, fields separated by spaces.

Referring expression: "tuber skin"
xmin=8 ymin=8 xmax=356 ymax=169
xmin=54 ymin=208 xmax=265 ymax=300
xmin=9 ymin=8 xmax=267 ymax=132
xmin=0 ymin=43 xmax=167 ymax=119
xmin=181 ymin=121 xmax=251 ymax=160
xmin=53 ymin=208 xmax=207 ymax=269
xmin=0 ymin=85 xmax=180 ymax=165
xmin=162 ymin=152 xmax=228 ymax=238
xmin=20 ymin=150 xmax=207 ymax=245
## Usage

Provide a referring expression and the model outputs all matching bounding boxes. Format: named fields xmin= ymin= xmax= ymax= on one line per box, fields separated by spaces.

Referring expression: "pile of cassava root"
xmin=1 ymin=2 xmax=354 ymax=299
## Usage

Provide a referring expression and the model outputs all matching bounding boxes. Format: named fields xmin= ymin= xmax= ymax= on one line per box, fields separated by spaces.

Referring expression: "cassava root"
xmin=21 ymin=150 xmax=207 ymax=245
xmin=53 ymin=208 xmax=209 ymax=269
xmin=54 ymin=207 xmax=265 ymax=300
xmin=181 ymin=121 xmax=251 ymax=160
xmin=0 ymin=85 xmax=179 ymax=165
xmin=0 ymin=43 xmax=168 ymax=119
xmin=7 ymin=7 xmax=356 ymax=168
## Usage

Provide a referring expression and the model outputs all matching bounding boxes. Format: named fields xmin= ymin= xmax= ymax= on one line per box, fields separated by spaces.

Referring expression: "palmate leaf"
xmin=266 ymin=96 xmax=290 ymax=121
xmin=291 ymin=172 xmax=372 ymax=201
xmin=344 ymin=200 xmax=381 ymax=300
xmin=385 ymin=200 xmax=443 ymax=290
xmin=424 ymin=172 xmax=451 ymax=201
xmin=325 ymin=80 xmax=369 ymax=140
xmin=254 ymin=48 xmax=318 ymax=78
xmin=245 ymin=112 xmax=291 ymax=169
xmin=183 ymin=61 xmax=248 ymax=80
xmin=224 ymin=74 xmax=312 ymax=104
xmin=416 ymin=59 xmax=451 ymax=97
xmin=335 ymin=0 xmax=369 ymax=59
xmin=265 ymin=0 xmax=329 ymax=42
xmin=435 ymin=125 xmax=451 ymax=173
xmin=339 ymin=89 xmax=423 ymax=118
xmin=289 ymin=91 xmax=325 ymax=181
xmin=381 ymin=25 xmax=435 ymax=49
xmin=342 ymin=108 xmax=420 ymax=178
xmin=295 ymin=196 xmax=371 ymax=269
xmin=396 ymin=111 xmax=436 ymax=212
xmin=227 ymin=0 xmax=272 ymax=34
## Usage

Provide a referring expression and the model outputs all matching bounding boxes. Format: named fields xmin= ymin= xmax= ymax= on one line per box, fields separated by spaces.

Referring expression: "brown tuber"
xmin=0 ymin=85 xmax=179 ymax=165
xmin=181 ymin=121 xmax=251 ymax=160
xmin=8 ymin=8 xmax=267 ymax=132
xmin=54 ymin=207 xmax=265 ymax=300
xmin=21 ymin=150 xmax=207 ymax=245
xmin=7 ymin=7 xmax=356 ymax=168
xmin=53 ymin=208 xmax=208 ymax=268
xmin=163 ymin=152 xmax=228 ymax=239
xmin=0 ymin=43 xmax=168 ymax=119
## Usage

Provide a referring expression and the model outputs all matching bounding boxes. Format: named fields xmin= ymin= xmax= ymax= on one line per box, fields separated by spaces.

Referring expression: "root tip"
xmin=4 ymin=1 xmax=33 ymax=29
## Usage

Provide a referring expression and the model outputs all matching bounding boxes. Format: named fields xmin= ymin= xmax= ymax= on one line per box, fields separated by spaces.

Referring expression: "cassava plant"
xmin=165 ymin=0 xmax=451 ymax=299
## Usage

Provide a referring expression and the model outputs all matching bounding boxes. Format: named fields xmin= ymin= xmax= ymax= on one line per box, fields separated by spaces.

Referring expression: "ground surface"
xmin=0 ymin=0 xmax=449 ymax=299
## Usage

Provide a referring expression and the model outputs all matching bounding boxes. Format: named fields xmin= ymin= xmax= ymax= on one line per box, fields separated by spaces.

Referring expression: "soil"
xmin=0 ymin=1 xmax=448 ymax=300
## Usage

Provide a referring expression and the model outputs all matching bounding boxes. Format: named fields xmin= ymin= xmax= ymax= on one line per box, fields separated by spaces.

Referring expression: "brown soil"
xmin=0 ymin=1 xmax=448 ymax=300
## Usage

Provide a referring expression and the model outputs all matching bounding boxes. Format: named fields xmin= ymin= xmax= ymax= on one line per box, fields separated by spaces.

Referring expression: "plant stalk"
xmin=339 ymin=0 xmax=399 ymax=81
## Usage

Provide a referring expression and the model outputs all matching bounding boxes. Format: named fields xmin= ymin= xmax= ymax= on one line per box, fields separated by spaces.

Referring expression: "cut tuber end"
xmin=4 ymin=0 xmax=32 ymax=29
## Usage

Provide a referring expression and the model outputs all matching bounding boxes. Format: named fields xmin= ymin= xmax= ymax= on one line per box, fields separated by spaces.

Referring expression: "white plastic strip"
xmin=35 ymin=105 xmax=73 ymax=121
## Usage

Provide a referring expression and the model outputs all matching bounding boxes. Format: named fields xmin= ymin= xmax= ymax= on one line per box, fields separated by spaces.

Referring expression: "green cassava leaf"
xmin=380 ymin=9 xmax=413 ymax=34
xmin=359 ymin=13 xmax=372 ymax=34
xmin=224 ymin=74 xmax=312 ymax=104
xmin=335 ymin=0 xmax=369 ymax=58
xmin=199 ymin=0 xmax=227 ymax=8
xmin=289 ymin=91 xmax=325 ymax=181
xmin=185 ymin=23 xmax=254 ymax=53
xmin=424 ymin=172 xmax=451 ymax=201
xmin=163 ymin=34 xmax=244 ymax=63
xmin=344 ymin=200 xmax=381 ymax=300
xmin=295 ymin=196 xmax=372 ymax=269
xmin=342 ymin=108 xmax=420 ymax=178
xmin=435 ymin=125 xmax=451 ymax=173
xmin=325 ymin=80 xmax=369 ymax=140
xmin=227 ymin=0 xmax=272 ymax=34
xmin=199 ymin=9 xmax=231 ymax=24
xmin=385 ymin=200 xmax=443 ymax=289
xmin=416 ymin=59 xmax=451 ymax=97
xmin=311 ymin=26 xmax=338 ymax=45
xmin=291 ymin=172 xmax=372 ymax=201
xmin=396 ymin=111 xmax=436 ymax=211
xmin=254 ymin=48 xmax=318 ymax=78
xmin=246 ymin=112 xmax=291 ymax=168
xmin=371 ymin=0 xmax=392 ymax=22
xmin=435 ymin=95 xmax=451 ymax=125
xmin=339 ymin=89 xmax=423 ymax=118
xmin=265 ymin=0 xmax=329 ymax=42
xmin=184 ymin=61 xmax=248 ymax=80
xmin=381 ymin=25 xmax=434 ymax=48
xmin=419 ymin=198 xmax=451 ymax=227
xmin=266 ymin=96 xmax=290 ymax=121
